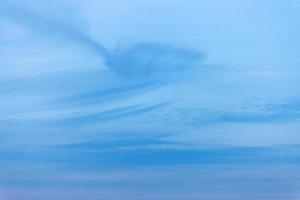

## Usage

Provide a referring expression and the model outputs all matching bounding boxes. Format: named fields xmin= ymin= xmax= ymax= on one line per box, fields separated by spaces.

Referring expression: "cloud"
xmin=106 ymin=43 xmax=204 ymax=83
xmin=216 ymin=100 xmax=300 ymax=123
xmin=48 ymin=102 xmax=170 ymax=125
xmin=0 ymin=0 xmax=108 ymax=79
xmin=0 ymin=0 xmax=109 ymax=57
xmin=2 ymin=142 xmax=300 ymax=167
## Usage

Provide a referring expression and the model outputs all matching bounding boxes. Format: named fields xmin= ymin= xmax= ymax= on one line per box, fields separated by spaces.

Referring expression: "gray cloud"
xmin=106 ymin=43 xmax=204 ymax=83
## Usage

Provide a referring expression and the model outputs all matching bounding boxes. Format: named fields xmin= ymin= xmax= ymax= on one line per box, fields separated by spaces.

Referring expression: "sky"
xmin=0 ymin=0 xmax=300 ymax=199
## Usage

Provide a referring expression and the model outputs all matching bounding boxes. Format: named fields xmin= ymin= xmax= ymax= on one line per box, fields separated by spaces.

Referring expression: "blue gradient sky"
xmin=1 ymin=0 xmax=300 ymax=199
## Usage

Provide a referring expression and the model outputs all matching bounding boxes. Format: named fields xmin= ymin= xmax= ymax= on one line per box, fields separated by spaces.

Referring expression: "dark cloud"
xmin=106 ymin=43 xmax=204 ymax=83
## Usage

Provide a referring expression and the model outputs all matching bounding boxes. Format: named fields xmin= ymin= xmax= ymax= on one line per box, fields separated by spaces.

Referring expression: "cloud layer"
xmin=1 ymin=0 xmax=300 ymax=199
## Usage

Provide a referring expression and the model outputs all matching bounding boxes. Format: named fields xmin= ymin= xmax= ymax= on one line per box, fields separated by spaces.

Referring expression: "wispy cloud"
xmin=1 ymin=0 xmax=300 ymax=199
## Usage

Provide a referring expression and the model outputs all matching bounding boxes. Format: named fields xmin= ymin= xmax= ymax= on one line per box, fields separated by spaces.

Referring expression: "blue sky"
xmin=1 ymin=0 xmax=300 ymax=199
